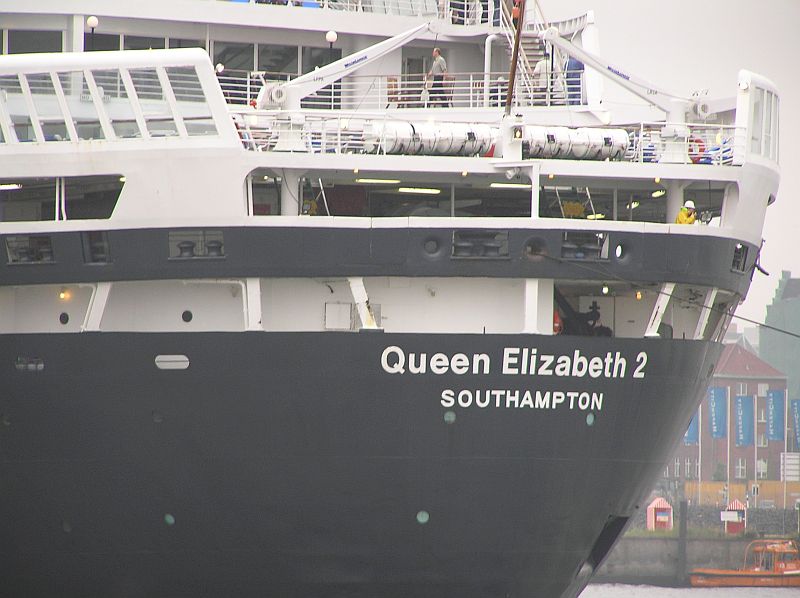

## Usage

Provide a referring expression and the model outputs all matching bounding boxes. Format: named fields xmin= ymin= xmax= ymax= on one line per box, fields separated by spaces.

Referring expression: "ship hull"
xmin=1 ymin=332 xmax=721 ymax=598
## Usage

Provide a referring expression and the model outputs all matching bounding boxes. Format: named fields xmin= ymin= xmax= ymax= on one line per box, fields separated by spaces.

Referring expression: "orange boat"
xmin=690 ymin=539 xmax=800 ymax=587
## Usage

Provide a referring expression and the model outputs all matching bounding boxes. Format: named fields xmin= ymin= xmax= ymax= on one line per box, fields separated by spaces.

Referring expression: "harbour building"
xmin=672 ymin=341 xmax=800 ymax=508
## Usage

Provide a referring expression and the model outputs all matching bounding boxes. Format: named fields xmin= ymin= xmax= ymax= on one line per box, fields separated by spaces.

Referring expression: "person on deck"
xmin=427 ymin=48 xmax=449 ymax=107
xmin=675 ymin=200 xmax=697 ymax=224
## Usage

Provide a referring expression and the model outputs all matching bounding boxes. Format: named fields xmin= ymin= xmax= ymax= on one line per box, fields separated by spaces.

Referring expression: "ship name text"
xmin=380 ymin=346 xmax=647 ymax=379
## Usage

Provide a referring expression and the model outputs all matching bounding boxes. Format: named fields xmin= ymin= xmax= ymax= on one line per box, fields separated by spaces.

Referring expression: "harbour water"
xmin=584 ymin=585 xmax=794 ymax=597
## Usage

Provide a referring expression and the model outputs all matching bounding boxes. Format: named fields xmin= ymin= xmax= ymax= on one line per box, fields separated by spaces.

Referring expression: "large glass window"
xmin=124 ymin=36 xmax=165 ymax=50
xmin=214 ymin=41 xmax=255 ymax=71
xmin=258 ymin=44 xmax=298 ymax=76
xmin=0 ymin=175 xmax=123 ymax=222
xmin=169 ymin=38 xmax=205 ymax=50
xmin=301 ymin=47 xmax=342 ymax=74
xmin=8 ymin=30 xmax=62 ymax=54
xmin=84 ymin=33 xmax=120 ymax=52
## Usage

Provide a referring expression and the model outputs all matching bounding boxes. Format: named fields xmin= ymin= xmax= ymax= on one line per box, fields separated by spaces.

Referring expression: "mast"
xmin=504 ymin=0 xmax=526 ymax=115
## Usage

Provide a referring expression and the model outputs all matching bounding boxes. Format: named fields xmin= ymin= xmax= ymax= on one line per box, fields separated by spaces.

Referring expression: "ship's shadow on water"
xmin=584 ymin=584 xmax=795 ymax=596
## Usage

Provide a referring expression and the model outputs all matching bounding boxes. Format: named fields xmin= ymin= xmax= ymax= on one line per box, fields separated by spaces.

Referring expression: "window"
xmin=695 ymin=460 xmax=701 ymax=479
xmin=169 ymin=38 xmax=205 ymax=50
xmin=750 ymin=87 xmax=764 ymax=154
xmin=84 ymin=33 xmax=120 ymax=52
xmin=251 ymin=176 xmax=281 ymax=215
xmin=674 ymin=458 xmax=681 ymax=478
xmin=732 ymin=243 xmax=749 ymax=272
xmin=685 ymin=458 xmax=693 ymax=479
xmin=757 ymin=459 xmax=768 ymax=480
xmin=301 ymin=46 xmax=342 ymax=74
xmin=214 ymin=41 xmax=255 ymax=71
xmin=758 ymin=433 xmax=768 ymax=448
xmin=258 ymin=43 xmax=299 ymax=76
xmin=759 ymin=408 xmax=767 ymax=423
xmin=165 ymin=67 xmax=218 ymax=136
xmin=8 ymin=30 xmax=62 ymax=54
xmin=0 ymin=176 xmax=123 ymax=221
xmin=663 ymin=467 xmax=669 ymax=479
xmin=738 ymin=382 xmax=748 ymax=395
xmin=735 ymin=458 xmax=747 ymax=479
xmin=124 ymin=36 xmax=165 ymax=51
xmin=5 ymin=235 xmax=54 ymax=264
xmin=758 ymin=383 xmax=769 ymax=397
xmin=82 ymin=231 xmax=111 ymax=264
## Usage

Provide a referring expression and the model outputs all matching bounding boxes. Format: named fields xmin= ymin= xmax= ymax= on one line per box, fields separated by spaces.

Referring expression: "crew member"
xmin=675 ymin=200 xmax=697 ymax=224
xmin=427 ymin=48 xmax=448 ymax=107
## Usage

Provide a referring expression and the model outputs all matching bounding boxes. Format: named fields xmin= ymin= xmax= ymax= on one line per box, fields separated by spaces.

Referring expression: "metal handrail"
xmin=218 ymin=69 xmax=574 ymax=109
xmin=231 ymin=107 xmax=743 ymax=167
xmin=216 ymin=0 xmax=496 ymax=24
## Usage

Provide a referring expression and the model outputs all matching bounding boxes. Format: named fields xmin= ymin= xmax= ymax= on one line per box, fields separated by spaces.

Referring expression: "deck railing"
xmin=217 ymin=68 xmax=588 ymax=109
xmin=232 ymin=108 xmax=741 ymax=166
xmin=214 ymin=0 xmax=496 ymax=25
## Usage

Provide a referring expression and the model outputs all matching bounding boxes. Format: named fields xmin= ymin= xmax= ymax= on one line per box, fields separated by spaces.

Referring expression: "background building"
xmin=666 ymin=342 xmax=800 ymax=508
xmin=761 ymin=270 xmax=800 ymax=406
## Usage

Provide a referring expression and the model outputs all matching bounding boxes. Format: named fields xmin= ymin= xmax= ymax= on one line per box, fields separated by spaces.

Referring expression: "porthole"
xmin=181 ymin=310 xmax=193 ymax=323
xmin=59 ymin=312 xmax=69 ymax=325
xmin=423 ymin=239 xmax=439 ymax=254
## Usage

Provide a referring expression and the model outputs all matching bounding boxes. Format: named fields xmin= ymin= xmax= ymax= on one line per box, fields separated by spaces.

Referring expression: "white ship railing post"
xmin=523 ymin=279 xmax=554 ymax=334
xmin=82 ymin=282 xmax=112 ymax=332
xmin=644 ymin=282 xmax=675 ymax=338
xmin=245 ymin=278 xmax=264 ymax=331
xmin=51 ymin=71 xmax=79 ymax=141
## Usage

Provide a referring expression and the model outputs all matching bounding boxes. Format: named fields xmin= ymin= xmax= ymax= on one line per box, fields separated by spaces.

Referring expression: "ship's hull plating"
xmin=0 ymin=332 xmax=721 ymax=598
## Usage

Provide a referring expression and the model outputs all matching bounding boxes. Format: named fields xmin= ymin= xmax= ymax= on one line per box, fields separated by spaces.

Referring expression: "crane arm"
xmin=540 ymin=26 xmax=689 ymax=114
xmin=258 ymin=22 xmax=431 ymax=110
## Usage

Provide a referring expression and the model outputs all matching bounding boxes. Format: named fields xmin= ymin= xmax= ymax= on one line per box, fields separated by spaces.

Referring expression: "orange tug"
xmin=690 ymin=540 xmax=800 ymax=587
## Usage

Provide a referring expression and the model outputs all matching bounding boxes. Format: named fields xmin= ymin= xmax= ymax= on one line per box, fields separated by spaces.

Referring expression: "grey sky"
xmin=543 ymin=0 xmax=800 ymax=324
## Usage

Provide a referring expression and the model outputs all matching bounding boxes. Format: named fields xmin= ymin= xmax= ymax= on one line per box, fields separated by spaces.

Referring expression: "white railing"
xmin=217 ymin=69 xmax=590 ymax=109
xmin=626 ymin=123 xmax=741 ymax=166
xmin=215 ymin=0 xmax=499 ymax=25
xmin=231 ymin=108 xmax=742 ymax=166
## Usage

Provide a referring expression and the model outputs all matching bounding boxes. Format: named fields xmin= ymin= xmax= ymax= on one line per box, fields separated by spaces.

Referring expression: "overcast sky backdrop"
xmin=542 ymin=0 xmax=799 ymax=327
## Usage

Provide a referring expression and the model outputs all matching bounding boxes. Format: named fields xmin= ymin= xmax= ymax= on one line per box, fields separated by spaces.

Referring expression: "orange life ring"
xmin=688 ymin=135 xmax=706 ymax=164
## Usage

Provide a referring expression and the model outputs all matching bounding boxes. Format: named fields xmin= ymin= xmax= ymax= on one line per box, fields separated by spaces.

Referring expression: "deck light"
xmin=490 ymin=182 xmax=531 ymax=189
xmin=654 ymin=177 xmax=661 ymax=184
xmin=461 ymin=171 xmax=468 ymax=177
xmin=601 ymin=285 xmax=610 ymax=295
xmin=355 ymin=178 xmax=400 ymax=184
xmin=586 ymin=213 xmax=605 ymax=220
xmin=651 ymin=189 xmax=665 ymax=198
xmin=58 ymin=288 xmax=72 ymax=301
xmin=0 ymin=184 xmax=21 ymax=190
xmin=636 ymin=290 xmax=643 ymax=300
xmin=548 ymin=173 xmax=555 ymax=180
xmin=353 ymin=168 xmax=359 ymax=174
xmin=119 ymin=176 xmax=126 ymax=183
xmin=398 ymin=187 xmax=441 ymax=195
xmin=215 ymin=63 xmax=225 ymax=74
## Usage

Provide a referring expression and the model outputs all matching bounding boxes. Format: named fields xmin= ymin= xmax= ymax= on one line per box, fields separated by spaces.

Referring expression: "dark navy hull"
xmin=0 ymin=332 xmax=721 ymax=598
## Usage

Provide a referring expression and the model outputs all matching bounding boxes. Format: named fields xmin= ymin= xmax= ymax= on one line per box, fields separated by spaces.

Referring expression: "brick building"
xmin=666 ymin=342 xmax=800 ymax=508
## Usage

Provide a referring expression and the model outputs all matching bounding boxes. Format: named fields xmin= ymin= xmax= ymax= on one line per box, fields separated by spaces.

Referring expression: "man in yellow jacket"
xmin=675 ymin=200 xmax=697 ymax=224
